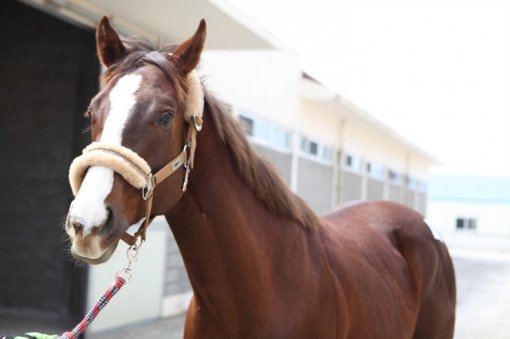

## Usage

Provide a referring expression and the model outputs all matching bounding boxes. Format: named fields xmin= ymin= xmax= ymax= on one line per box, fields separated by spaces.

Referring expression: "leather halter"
xmin=120 ymin=115 xmax=202 ymax=246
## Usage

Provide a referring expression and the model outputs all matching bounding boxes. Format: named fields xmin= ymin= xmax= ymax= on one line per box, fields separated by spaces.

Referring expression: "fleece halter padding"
xmin=69 ymin=142 xmax=151 ymax=196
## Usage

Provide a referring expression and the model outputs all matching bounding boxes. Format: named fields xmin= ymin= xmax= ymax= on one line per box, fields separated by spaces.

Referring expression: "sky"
xmin=227 ymin=0 xmax=510 ymax=177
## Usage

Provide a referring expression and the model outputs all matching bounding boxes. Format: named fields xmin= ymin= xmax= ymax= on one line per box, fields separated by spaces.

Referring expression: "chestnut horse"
xmin=65 ymin=17 xmax=456 ymax=338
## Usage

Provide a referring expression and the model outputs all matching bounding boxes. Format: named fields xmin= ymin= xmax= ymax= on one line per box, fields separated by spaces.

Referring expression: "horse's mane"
xmin=105 ymin=37 xmax=320 ymax=229
xmin=204 ymin=92 xmax=320 ymax=229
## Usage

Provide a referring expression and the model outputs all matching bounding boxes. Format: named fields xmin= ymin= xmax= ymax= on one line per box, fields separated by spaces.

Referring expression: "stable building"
xmin=427 ymin=175 xmax=510 ymax=251
xmin=0 ymin=0 xmax=437 ymax=334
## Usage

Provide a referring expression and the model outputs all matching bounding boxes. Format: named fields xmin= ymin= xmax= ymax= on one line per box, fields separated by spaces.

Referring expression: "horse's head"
xmin=65 ymin=17 xmax=206 ymax=264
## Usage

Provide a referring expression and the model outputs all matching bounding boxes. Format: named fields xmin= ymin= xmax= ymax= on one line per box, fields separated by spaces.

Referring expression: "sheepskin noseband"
xmin=69 ymin=142 xmax=151 ymax=195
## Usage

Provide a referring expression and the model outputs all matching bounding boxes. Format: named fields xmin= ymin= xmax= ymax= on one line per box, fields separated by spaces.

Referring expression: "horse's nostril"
xmin=72 ymin=221 xmax=84 ymax=234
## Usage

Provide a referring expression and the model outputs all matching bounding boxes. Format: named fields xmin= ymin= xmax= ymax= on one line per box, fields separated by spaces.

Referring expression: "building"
xmin=0 ymin=0 xmax=437 ymax=334
xmin=427 ymin=175 xmax=510 ymax=246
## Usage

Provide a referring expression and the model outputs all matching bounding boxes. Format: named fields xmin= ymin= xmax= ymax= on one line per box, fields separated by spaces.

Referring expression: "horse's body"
xmin=166 ymin=96 xmax=455 ymax=339
xmin=65 ymin=17 xmax=456 ymax=339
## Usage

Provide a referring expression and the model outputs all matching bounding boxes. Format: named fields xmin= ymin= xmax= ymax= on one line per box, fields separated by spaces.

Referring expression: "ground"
xmin=2 ymin=235 xmax=509 ymax=339
xmin=88 ymin=243 xmax=510 ymax=339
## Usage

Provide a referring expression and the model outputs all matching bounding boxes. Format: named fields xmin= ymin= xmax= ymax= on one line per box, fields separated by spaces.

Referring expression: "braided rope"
xmin=58 ymin=276 xmax=126 ymax=339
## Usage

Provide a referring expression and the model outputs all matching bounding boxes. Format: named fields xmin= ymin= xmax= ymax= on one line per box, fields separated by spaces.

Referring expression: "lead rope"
xmin=58 ymin=241 xmax=143 ymax=339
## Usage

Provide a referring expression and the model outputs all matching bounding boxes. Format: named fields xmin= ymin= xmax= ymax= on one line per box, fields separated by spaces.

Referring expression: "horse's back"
xmin=319 ymin=200 xmax=456 ymax=339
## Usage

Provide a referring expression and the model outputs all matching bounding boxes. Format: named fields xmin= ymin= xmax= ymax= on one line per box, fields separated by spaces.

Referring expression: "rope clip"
xmin=116 ymin=239 xmax=143 ymax=282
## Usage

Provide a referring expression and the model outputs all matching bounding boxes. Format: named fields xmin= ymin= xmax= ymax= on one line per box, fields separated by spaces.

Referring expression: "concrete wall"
xmin=296 ymin=157 xmax=334 ymax=213
xmin=254 ymin=145 xmax=292 ymax=185
xmin=367 ymin=178 xmax=384 ymax=200
xmin=342 ymin=171 xmax=363 ymax=203
xmin=164 ymin=232 xmax=191 ymax=296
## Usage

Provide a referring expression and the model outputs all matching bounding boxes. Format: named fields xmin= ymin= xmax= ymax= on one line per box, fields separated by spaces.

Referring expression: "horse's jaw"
xmin=69 ymin=238 xmax=118 ymax=265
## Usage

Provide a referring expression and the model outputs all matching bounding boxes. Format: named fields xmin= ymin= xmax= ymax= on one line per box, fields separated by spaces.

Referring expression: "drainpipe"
xmin=334 ymin=119 xmax=346 ymax=205
xmin=290 ymin=129 xmax=299 ymax=193
xmin=404 ymin=153 xmax=411 ymax=206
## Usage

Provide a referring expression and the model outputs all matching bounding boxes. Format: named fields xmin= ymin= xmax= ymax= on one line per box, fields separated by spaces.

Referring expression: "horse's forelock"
xmin=102 ymin=38 xmax=186 ymax=107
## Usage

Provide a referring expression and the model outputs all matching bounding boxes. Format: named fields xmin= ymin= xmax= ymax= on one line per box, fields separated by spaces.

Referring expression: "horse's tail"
xmin=411 ymin=228 xmax=456 ymax=339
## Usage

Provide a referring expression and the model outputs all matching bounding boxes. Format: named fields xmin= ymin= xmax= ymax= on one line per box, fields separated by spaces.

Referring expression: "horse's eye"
xmin=157 ymin=111 xmax=174 ymax=126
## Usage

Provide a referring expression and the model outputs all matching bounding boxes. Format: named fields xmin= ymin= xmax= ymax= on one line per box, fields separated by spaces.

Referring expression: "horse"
xmin=65 ymin=17 xmax=456 ymax=339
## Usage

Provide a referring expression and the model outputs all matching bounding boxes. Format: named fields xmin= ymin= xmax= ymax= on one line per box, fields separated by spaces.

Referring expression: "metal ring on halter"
xmin=182 ymin=141 xmax=190 ymax=154
xmin=142 ymin=174 xmax=156 ymax=200
xmin=192 ymin=115 xmax=203 ymax=131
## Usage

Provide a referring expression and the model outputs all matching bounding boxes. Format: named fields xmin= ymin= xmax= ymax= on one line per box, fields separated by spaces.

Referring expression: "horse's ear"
xmin=169 ymin=19 xmax=206 ymax=75
xmin=96 ymin=16 xmax=126 ymax=67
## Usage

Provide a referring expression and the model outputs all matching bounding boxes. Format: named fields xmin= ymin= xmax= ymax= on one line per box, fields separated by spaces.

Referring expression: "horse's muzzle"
xmin=65 ymin=206 xmax=119 ymax=263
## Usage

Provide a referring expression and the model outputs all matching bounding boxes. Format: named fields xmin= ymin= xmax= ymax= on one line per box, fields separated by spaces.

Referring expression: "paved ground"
xmin=88 ymin=248 xmax=510 ymax=339
xmin=87 ymin=314 xmax=185 ymax=339
xmin=451 ymin=251 xmax=510 ymax=339
xmin=2 ymin=236 xmax=509 ymax=338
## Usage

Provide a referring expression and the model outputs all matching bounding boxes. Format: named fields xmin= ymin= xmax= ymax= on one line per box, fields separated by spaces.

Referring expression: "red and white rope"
xmin=58 ymin=276 xmax=127 ymax=339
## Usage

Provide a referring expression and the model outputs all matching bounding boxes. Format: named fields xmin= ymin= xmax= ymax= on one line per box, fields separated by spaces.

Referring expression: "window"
xmin=408 ymin=177 xmax=427 ymax=192
xmin=416 ymin=180 xmax=427 ymax=192
xmin=456 ymin=218 xmax=477 ymax=230
xmin=408 ymin=177 xmax=417 ymax=190
xmin=344 ymin=153 xmax=362 ymax=173
xmin=300 ymin=137 xmax=334 ymax=163
xmin=322 ymin=146 xmax=334 ymax=162
xmin=253 ymin=119 xmax=271 ymax=140
xmin=309 ymin=141 xmax=318 ymax=155
xmin=239 ymin=113 xmax=290 ymax=150
xmin=345 ymin=154 xmax=353 ymax=167
xmin=273 ymin=127 xmax=290 ymax=149
xmin=388 ymin=169 xmax=402 ymax=186
xmin=367 ymin=161 xmax=385 ymax=181
xmin=239 ymin=115 xmax=253 ymax=135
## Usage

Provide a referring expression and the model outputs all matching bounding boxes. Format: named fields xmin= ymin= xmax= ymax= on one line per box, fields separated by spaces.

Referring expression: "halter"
xmin=68 ymin=70 xmax=204 ymax=246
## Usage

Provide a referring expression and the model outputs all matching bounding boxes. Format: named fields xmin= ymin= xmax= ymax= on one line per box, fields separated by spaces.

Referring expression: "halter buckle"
xmin=142 ymin=174 xmax=156 ymax=200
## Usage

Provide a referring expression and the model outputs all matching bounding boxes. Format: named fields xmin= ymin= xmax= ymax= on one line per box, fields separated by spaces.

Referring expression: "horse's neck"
xmin=164 ymin=117 xmax=317 ymax=318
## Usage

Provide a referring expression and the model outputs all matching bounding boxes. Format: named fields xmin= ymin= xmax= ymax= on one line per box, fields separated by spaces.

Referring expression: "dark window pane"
xmin=309 ymin=141 xmax=318 ymax=155
xmin=456 ymin=218 xmax=464 ymax=229
xmin=239 ymin=115 xmax=253 ymax=136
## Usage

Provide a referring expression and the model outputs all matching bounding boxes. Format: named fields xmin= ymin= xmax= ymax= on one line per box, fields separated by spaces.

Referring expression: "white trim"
xmin=162 ymin=291 xmax=193 ymax=317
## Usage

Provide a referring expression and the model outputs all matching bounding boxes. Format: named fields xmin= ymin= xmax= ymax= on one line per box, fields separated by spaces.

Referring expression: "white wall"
xmin=201 ymin=50 xmax=301 ymax=129
xmin=427 ymin=200 xmax=510 ymax=236
xmin=298 ymin=100 xmax=343 ymax=147
xmin=300 ymin=98 xmax=430 ymax=180
xmin=201 ymin=50 xmax=432 ymax=182
xmin=86 ymin=221 xmax=167 ymax=332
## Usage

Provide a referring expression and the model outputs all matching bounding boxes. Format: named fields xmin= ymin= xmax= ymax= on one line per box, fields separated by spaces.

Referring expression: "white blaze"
xmin=69 ymin=74 xmax=142 ymax=235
